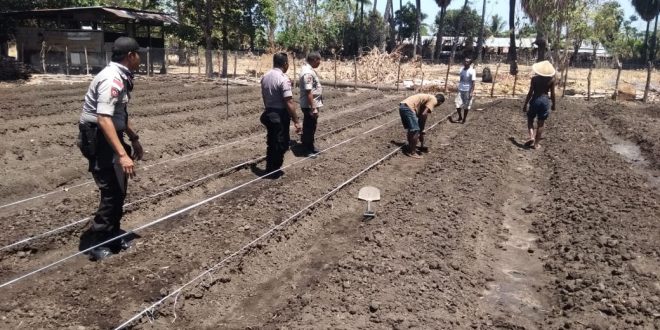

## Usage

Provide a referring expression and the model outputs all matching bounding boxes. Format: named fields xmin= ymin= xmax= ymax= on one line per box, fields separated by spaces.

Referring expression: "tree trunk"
xmin=507 ymin=0 xmax=517 ymax=64
xmin=414 ymin=0 xmax=421 ymax=58
xmin=450 ymin=0 xmax=470 ymax=64
xmin=651 ymin=14 xmax=659 ymax=61
xmin=222 ymin=23 xmax=229 ymax=77
xmin=433 ymin=7 xmax=447 ymax=61
xmin=535 ymin=31 xmax=547 ymax=62
xmin=476 ymin=0 xmax=487 ymax=62
xmin=643 ymin=20 xmax=650 ymax=63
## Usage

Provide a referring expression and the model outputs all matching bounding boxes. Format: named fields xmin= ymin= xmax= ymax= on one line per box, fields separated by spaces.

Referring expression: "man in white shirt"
xmin=454 ymin=58 xmax=476 ymax=123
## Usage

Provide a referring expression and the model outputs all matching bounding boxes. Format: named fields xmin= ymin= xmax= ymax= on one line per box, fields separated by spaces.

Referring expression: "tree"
xmin=414 ymin=0 xmax=421 ymax=57
xmin=590 ymin=1 xmax=623 ymax=64
xmin=632 ymin=0 xmax=660 ymax=62
xmin=476 ymin=0 xmax=487 ymax=62
xmin=507 ymin=0 xmax=517 ymax=65
xmin=441 ymin=6 xmax=481 ymax=38
xmin=395 ymin=3 xmax=426 ymax=42
xmin=489 ymin=14 xmax=506 ymax=37
xmin=433 ymin=0 xmax=452 ymax=61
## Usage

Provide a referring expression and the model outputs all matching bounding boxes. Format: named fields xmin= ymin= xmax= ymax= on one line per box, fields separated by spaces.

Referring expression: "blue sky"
xmin=375 ymin=0 xmax=648 ymax=32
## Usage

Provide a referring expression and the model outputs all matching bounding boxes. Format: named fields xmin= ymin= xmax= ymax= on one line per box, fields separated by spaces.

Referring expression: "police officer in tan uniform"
xmin=260 ymin=53 xmax=301 ymax=179
xmin=77 ymin=37 xmax=144 ymax=261
xmin=299 ymin=51 xmax=323 ymax=155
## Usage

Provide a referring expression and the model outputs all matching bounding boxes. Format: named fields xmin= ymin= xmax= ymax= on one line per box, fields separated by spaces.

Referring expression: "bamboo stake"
xmin=353 ymin=56 xmax=358 ymax=91
xmin=512 ymin=74 xmax=518 ymax=97
xmin=147 ymin=47 xmax=151 ymax=76
xmin=65 ymin=45 xmax=69 ymax=76
xmin=41 ymin=41 xmax=46 ymax=73
xmin=233 ymin=51 xmax=237 ymax=77
xmin=84 ymin=46 xmax=89 ymax=75
xmin=490 ymin=62 xmax=500 ymax=98
xmin=187 ymin=50 xmax=191 ymax=76
xmin=444 ymin=57 xmax=452 ymax=93
xmin=396 ymin=56 xmax=401 ymax=92
xmin=217 ymin=49 xmax=221 ymax=77
xmin=562 ymin=63 xmax=570 ymax=97
xmin=613 ymin=59 xmax=622 ymax=101
xmin=643 ymin=61 xmax=652 ymax=103
xmin=334 ymin=53 xmax=338 ymax=88
xmin=587 ymin=65 xmax=593 ymax=101
xmin=197 ymin=48 xmax=201 ymax=76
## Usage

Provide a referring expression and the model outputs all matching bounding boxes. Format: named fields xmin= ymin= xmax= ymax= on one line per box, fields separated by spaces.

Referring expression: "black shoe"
xmin=87 ymin=246 xmax=113 ymax=261
xmin=265 ymin=169 xmax=284 ymax=180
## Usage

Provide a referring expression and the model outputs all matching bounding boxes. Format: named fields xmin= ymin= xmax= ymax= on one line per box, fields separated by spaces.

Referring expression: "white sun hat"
xmin=532 ymin=60 xmax=556 ymax=77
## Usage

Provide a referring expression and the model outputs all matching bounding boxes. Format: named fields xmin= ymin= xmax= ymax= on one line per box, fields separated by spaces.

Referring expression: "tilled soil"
xmin=0 ymin=78 xmax=658 ymax=330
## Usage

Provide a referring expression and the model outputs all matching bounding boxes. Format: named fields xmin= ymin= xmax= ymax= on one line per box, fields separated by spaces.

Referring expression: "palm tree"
xmin=414 ymin=0 xmax=421 ymax=57
xmin=632 ymin=0 xmax=660 ymax=62
xmin=433 ymin=0 xmax=452 ymax=61
xmin=490 ymin=14 xmax=506 ymax=37
xmin=476 ymin=0 xmax=487 ymax=62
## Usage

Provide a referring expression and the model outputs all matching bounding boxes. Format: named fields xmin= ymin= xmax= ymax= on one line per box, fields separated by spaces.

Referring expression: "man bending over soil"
xmin=399 ymin=93 xmax=445 ymax=159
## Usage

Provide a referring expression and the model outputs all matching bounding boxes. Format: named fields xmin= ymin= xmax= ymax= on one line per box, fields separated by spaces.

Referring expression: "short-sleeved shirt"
xmin=458 ymin=66 xmax=476 ymax=92
xmin=401 ymin=94 xmax=439 ymax=116
xmin=261 ymin=68 xmax=293 ymax=109
xmin=299 ymin=63 xmax=323 ymax=108
xmin=79 ymin=62 xmax=132 ymax=131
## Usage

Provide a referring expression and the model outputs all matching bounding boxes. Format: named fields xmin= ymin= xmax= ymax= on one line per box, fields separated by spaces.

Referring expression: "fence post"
xmin=376 ymin=55 xmax=382 ymax=91
xmin=512 ymin=74 xmax=518 ymax=97
xmin=444 ymin=57 xmax=452 ymax=93
xmin=84 ymin=46 xmax=89 ymax=75
xmin=587 ymin=65 xmax=593 ymax=101
xmin=353 ymin=56 xmax=358 ymax=91
xmin=490 ymin=62 xmax=500 ymax=98
xmin=147 ymin=47 xmax=151 ymax=76
xmin=562 ymin=63 xmax=570 ymax=97
xmin=396 ymin=56 xmax=401 ymax=92
xmin=41 ymin=41 xmax=46 ymax=73
xmin=643 ymin=61 xmax=652 ymax=103
xmin=217 ymin=49 xmax=221 ymax=77
xmin=164 ymin=47 xmax=168 ymax=74
xmin=334 ymin=53 xmax=338 ymax=88
xmin=613 ymin=59 xmax=622 ymax=101
xmin=233 ymin=51 xmax=237 ymax=77
xmin=65 ymin=45 xmax=69 ymax=76
xmin=197 ymin=48 xmax=201 ymax=76
xmin=187 ymin=49 xmax=191 ymax=76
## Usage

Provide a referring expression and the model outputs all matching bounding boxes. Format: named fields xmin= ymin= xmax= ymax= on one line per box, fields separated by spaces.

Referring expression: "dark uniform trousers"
xmin=78 ymin=123 xmax=130 ymax=242
xmin=260 ymin=107 xmax=291 ymax=173
xmin=301 ymin=108 xmax=318 ymax=150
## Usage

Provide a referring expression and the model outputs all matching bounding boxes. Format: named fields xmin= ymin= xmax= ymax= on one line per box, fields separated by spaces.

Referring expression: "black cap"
xmin=112 ymin=37 xmax=146 ymax=54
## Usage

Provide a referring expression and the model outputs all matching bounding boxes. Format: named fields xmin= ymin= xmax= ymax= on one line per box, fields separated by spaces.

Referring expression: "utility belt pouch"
xmin=77 ymin=122 xmax=98 ymax=159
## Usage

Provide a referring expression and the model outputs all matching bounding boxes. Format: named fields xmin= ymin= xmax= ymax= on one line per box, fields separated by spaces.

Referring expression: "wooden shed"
xmin=0 ymin=6 xmax=178 ymax=74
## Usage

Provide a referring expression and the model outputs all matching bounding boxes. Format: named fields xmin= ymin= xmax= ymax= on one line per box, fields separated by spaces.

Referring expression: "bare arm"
xmin=285 ymin=96 xmax=301 ymax=133
xmin=523 ymin=80 xmax=534 ymax=111
xmin=98 ymin=115 xmax=134 ymax=176
xmin=126 ymin=119 xmax=143 ymax=160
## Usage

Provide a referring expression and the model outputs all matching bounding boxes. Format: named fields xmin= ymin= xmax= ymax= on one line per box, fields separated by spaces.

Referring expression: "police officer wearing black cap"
xmin=77 ymin=36 xmax=144 ymax=261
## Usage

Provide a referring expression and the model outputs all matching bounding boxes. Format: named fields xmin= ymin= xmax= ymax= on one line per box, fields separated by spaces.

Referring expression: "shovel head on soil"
xmin=358 ymin=186 xmax=380 ymax=218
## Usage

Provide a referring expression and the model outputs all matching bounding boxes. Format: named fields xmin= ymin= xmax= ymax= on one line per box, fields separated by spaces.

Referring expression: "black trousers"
xmin=260 ymin=108 xmax=290 ymax=172
xmin=78 ymin=123 xmax=129 ymax=238
xmin=301 ymin=108 xmax=318 ymax=150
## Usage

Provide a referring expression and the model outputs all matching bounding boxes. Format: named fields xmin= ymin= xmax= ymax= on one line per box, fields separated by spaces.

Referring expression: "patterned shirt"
xmin=79 ymin=62 xmax=132 ymax=131
xmin=261 ymin=68 xmax=293 ymax=109
xmin=299 ymin=63 xmax=323 ymax=108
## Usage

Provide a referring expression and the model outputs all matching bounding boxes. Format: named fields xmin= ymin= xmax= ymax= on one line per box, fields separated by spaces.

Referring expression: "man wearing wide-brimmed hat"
xmin=522 ymin=60 xmax=557 ymax=150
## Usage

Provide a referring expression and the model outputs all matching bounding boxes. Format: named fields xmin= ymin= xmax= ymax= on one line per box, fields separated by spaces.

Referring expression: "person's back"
xmin=530 ymin=75 xmax=554 ymax=97
xmin=261 ymin=68 xmax=290 ymax=109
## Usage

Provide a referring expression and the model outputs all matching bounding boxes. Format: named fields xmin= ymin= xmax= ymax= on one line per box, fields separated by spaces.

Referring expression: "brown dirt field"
xmin=0 ymin=78 xmax=658 ymax=329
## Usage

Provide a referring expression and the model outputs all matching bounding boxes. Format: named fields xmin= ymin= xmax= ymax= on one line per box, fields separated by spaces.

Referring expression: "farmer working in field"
xmin=299 ymin=51 xmax=323 ymax=156
xmin=77 ymin=37 xmax=144 ymax=261
xmin=399 ymin=93 xmax=445 ymax=159
xmin=522 ymin=60 xmax=557 ymax=150
xmin=454 ymin=57 xmax=476 ymax=123
xmin=260 ymin=52 xmax=302 ymax=179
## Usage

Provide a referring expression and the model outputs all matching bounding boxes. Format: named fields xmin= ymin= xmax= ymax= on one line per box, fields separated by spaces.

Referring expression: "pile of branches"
xmin=0 ymin=57 xmax=31 ymax=81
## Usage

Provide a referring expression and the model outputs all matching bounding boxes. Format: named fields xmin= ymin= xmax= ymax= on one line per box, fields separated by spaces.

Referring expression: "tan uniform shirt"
xmin=402 ymin=94 xmax=438 ymax=116
xmin=261 ymin=68 xmax=293 ymax=109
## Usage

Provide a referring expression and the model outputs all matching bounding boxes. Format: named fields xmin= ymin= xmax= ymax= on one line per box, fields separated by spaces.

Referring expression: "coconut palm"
xmin=507 ymin=0 xmax=516 ymax=64
xmin=632 ymin=0 xmax=660 ymax=61
xmin=433 ymin=0 xmax=452 ymax=60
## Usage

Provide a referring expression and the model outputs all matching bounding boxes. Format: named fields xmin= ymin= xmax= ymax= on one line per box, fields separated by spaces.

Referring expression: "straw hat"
xmin=532 ymin=60 xmax=556 ymax=77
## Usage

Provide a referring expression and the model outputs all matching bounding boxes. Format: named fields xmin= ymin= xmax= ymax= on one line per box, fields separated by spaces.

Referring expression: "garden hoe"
xmin=358 ymin=186 xmax=380 ymax=219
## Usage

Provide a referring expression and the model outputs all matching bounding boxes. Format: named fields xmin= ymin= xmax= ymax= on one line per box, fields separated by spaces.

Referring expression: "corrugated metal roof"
xmin=1 ymin=6 xmax=178 ymax=25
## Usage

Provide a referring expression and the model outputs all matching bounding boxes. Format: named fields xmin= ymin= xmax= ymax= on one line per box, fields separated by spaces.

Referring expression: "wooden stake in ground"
xmin=233 ymin=51 xmax=237 ymax=77
xmin=587 ymin=65 xmax=593 ymax=101
xmin=562 ymin=63 xmax=570 ymax=97
xmin=84 ymin=46 xmax=89 ymax=75
xmin=490 ymin=62 xmax=500 ymax=97
xmin=187 ymin=50 xmax=191 ymax=76
xmin=65 ymin=45 xmax=69 ymax=76
xmin=164 ymin=47 xmax=168 ymax=74
xmin=512 ymin=74 xmax=518 ymax=97
xmin=292 ymin=53 xmax=297 ymax=90
xmin=396 ymin=56 xmax=401 ymax=92
xmin=354 ymin=56 xmax=358 ymax=91
xmin=418 ymin=60 xmax=424 ymax=92
xmin=614 ymin=58 xmax=622 ymax=101
xmin=41 ymin=41 xmax=46 ymax=73
xmin=376 ymin=55 xmax=382 ymax=91
xmin=147 ymin=47 xmax=151 ymax=76
xmin=217 ymin=49 xmax=221 ymax=77
xmin=643 ymin=61 xmax=653 ymax=103
xmin=334 ymin=53 xmax=338 ymax=88
xmin=444 ymin=57 xmax=453 ymax=93
xmin=197 ymin=48 xmax=201 ymax=76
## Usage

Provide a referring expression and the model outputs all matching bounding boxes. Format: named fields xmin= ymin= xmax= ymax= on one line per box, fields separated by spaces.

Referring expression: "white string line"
xmin=0 ymin=107 xmax=395 ymax=211
xmin=0 ymin=109 xmax=397 ymax=252
xmin=0 ymin=117 xmax=398 ymax=290
xmin=113 ymin=114 xmax=452 ymax=330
